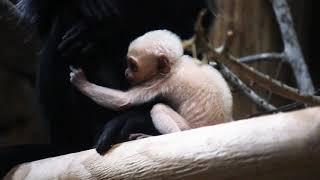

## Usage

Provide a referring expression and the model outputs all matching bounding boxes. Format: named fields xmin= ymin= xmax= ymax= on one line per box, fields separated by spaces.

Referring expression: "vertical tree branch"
xmin=270 ymin=0 xmax=314 ymax=94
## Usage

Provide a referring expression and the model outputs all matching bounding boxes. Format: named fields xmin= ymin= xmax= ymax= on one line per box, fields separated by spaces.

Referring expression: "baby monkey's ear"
xmin=158 ymin=54 xmax=171 ymax=74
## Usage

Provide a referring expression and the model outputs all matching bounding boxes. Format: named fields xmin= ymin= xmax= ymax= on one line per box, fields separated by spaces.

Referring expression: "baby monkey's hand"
xmin=69 ymin=66 xmax=89 ymax=89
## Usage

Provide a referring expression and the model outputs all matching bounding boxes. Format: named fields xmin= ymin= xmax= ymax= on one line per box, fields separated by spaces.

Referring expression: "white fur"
xmin=127 ymin=30 xmax=233 ymax=127
xmin=128 ymin=30 xmax=183 ymax=61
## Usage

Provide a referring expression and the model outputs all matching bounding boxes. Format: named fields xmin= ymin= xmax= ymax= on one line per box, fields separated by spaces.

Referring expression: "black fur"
xmin=1 ymin=0 xmax=213 ymax=177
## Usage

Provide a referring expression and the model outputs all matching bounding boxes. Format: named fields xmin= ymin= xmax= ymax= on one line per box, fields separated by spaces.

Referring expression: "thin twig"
xmin=239 ymin=53 xmax=285 ymax=63
xmin=267 ymin=59 xmax=285 ymax=101
xmin=249 ymin=89 xmax=320 ymax=118
xmin=247 ymin=102 xmax=305 ymax=118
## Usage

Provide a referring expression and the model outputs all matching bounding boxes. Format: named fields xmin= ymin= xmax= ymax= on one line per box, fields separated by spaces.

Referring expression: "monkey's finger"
xmin=96 ymin=0 xmax=110 ymax=17
xmin=58 ymin=37 xmax=80 ymax=53
xmin=70 ymin=73 xmax=75 ymax=80
xmin=59 ymin=30 xmax=83 ymax=52
xmin=99 ymin=0 xmax=119 ymax=16
xmin=107 ymin=0 xmax=119 ymax=15
xmin=88 ymin=0 xmax=103 ymax=20
xmin=62 ymin=22 xmax=83 ymax=40
xmin=81 ymin=43 xmax=94 ymax=54
xmin=80 ymin=0 xmax=94 ymax=18
xmin=69 ymin=65 xmax=77 ymax=72
xmin=61 ymin=42 xmax=83 ymax=57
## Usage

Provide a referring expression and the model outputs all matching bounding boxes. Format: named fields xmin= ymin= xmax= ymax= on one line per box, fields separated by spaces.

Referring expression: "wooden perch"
xmin=5 ymin=107 xmax=320 ymax=180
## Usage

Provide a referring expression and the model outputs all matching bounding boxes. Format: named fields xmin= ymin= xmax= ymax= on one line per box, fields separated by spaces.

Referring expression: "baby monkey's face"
xmin=125 ymin=53 xmax=159 ymax=86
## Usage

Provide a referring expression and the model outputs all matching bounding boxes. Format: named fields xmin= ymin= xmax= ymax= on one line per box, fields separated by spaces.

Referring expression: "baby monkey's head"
xmin=125 ymin=30 xmax=183 ymax=85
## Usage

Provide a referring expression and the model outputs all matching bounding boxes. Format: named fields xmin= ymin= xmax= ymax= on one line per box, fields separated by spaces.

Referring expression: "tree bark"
xmin=5 ymin=107 xmax=320 ymax=180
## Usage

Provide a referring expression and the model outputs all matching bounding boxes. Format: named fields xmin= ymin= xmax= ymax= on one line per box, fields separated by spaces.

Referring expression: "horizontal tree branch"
xmin=5 ymin=107 xmax=320 ymax=179
xmin=239 ymin=52 xmax=285 ymax=63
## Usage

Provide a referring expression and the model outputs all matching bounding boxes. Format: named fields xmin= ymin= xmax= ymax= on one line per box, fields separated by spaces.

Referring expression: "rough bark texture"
xmin=5 ymin=107 xmax=320 ymax=180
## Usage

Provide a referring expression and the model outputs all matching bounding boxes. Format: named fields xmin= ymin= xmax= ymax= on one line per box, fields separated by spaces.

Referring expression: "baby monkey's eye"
xmin=127 ymin=57 xmax=139 ymax=72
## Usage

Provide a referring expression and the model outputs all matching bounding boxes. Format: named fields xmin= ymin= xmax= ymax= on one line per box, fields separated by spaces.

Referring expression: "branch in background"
xmin=220 ymin=50 xmax=320 ymax=105
xmin=187 ymin=10 xmax=320 ymax=106
xmin=239 ymin=52 xmax=285 ymax=63
xmin=270 ymin=0 xmax=314 ymax=94
xmin=219 ymin=64 xmax=276 ymax=111
xmin=247 ymin=102 xmax=305 ymax=118
xmin=248 ymin=89 xmax=320 ymax=118
xmin=197 ymin=0 xmax=315 ymax=95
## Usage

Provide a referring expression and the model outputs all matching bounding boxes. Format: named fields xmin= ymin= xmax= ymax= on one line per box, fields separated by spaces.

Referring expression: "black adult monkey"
xmin=0 ymin=0 xmax=214 ymax=177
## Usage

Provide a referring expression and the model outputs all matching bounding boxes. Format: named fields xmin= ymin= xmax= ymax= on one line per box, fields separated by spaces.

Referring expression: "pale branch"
xmin=239 ymin=52 xmax=285 ymax=63
xmin=219 ymin=64 xmax=276 ymax=111
xmin=230 ymin=55 xmax=320 ymax=105
xmin=218 ymin=50 xmax=320 ymax=105
xmin=266 ymin=59 xmax=285 ymax=101
xmin=202 ymin=0 xmax=315 ymax=94
xmin=270 ymin=0 xmax=314 ymax=94
xmin=190 ymin=11 xmax=320 ymax=106
xmin=5 ymin=107 xmax=320 ymax=180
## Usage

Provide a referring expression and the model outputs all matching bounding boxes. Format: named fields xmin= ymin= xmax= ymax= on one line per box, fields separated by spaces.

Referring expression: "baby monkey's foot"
xmin=129 ymin=133 xmax=152 ymax=140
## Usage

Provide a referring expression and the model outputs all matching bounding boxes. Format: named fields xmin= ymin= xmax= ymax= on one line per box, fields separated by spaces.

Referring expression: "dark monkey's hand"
xmin=80 ymin=0 xmax=119 ymax=20
xmin=58 ymin=0 xmax=119 ymax=58
xmin=58 ymin=22 xmax=95 ymax=58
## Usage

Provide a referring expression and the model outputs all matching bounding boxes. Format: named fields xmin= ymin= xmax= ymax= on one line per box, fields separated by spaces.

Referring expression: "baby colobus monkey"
xmin=70 ymin=30 xmax=233 ymax=135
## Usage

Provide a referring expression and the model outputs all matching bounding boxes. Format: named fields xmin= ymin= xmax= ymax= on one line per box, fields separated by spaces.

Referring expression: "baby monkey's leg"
xmin=150 ymin=103 xmax=191 ymax=134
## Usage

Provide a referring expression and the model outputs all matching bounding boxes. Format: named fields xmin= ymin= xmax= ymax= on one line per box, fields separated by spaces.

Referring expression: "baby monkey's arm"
xmin=69 ymin=67 xmax=159 ymax=111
